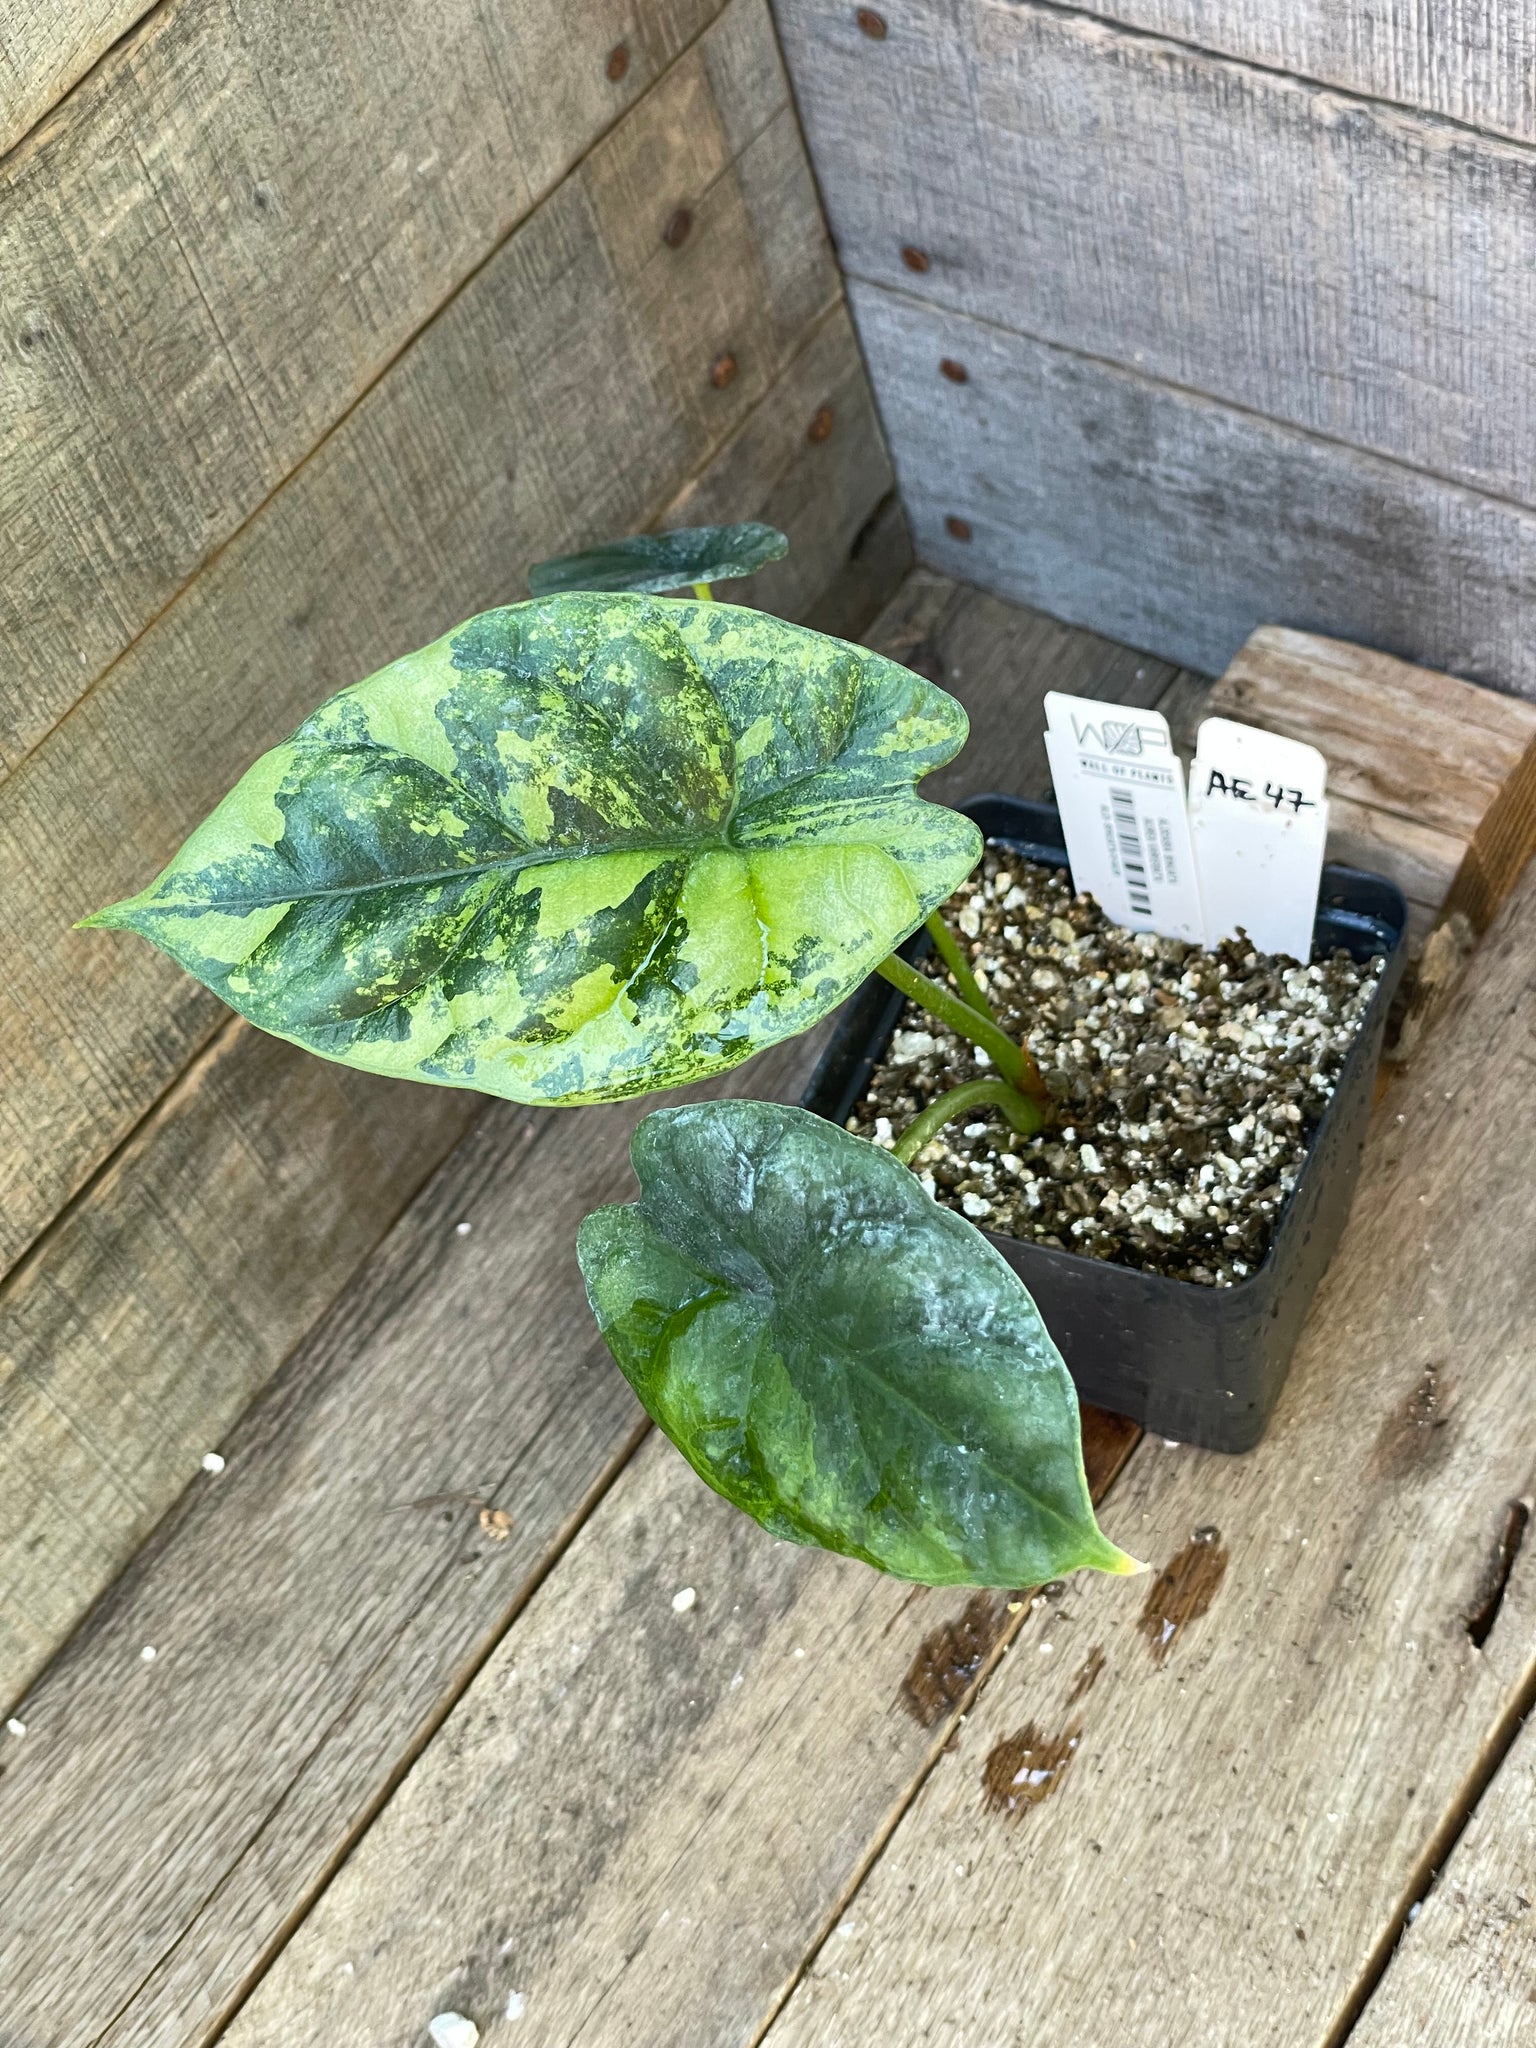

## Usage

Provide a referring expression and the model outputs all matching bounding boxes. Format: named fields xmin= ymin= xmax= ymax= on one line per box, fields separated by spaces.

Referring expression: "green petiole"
xmin=923 ymin=909 xmax=995 ymax=1019
xmin=875 ymin=953 xmax=1051 ymax=1107
xmin=692 ymin=581 xmax=714 ymax=601
xmin=891 ymin=1076 xmax=1046 ymax=1166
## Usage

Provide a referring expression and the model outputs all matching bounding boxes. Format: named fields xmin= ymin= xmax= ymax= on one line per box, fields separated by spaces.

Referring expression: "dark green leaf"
xmin=527 ymin=522 xmax=788 ymax=597
xmin=85 ymin=596 xmax=979 ymax=1105
xmin=577 ymin=1099 xmax=1140 ymax=1586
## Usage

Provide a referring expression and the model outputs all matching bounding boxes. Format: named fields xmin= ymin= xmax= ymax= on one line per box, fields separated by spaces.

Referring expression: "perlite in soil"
xmin=847 ymin=848 xmax=1382 ymax=1287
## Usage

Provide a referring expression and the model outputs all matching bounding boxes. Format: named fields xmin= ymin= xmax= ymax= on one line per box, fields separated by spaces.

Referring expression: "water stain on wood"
xmin=983 ymin=1721 xmax=1082 ymax=1817
xmin=1066 ymin=1644 xmax=1106 ymax=1705
xmin=900 ymin=1590 xmax=1006 ymax=1727
xmin=1138 ymin=1527 xmax=1228 ymax=1667
xmin=1373 ymin=1363 xmax=1454 ymax=1478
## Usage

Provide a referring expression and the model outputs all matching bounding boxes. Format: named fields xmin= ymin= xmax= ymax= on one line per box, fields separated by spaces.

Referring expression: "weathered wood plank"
xmin=1349 ymin=1710 xmax=1536 ymax=2046
xmin=0 ymin=0 xmax=151 ymax=157
xmin=167 ymin=586 xmax=1167 ymax=2048
xmin=1067 ymin=2 xmax=1536 ymax=149
xmin=774 ymin=1 xmax=1536 ymax=507
xmin=0 ymin=1013 xmax=843 ymax=2046
xmin=761 ymin=866 xmax=1536 ymax=2047
xmin=659 ymin=298 xmax=895 ymax=627
xmin=217 ymin=1410 xmax=1139 ymax=2048
xmin=0 ymin=1023 xmax=481 ymax=1706
xmin=0 ymin=0 xmax=721 ymax=774
xmin=0 ymin=6 xmax=844 ymax=1282
xmin=1210 ymin=627 xmax=1536 ymax=942
xmin=847 ymin=280 xmax=1536 ymax=695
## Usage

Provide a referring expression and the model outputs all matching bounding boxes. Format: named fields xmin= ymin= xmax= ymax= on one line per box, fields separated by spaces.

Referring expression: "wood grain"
xmin=0 ymin=1023 xmax=481 ymax=1707
xmin=0 ymin=0 xmax=721 ymax=774
xmin=0 ymin=4 xmax=844 ymax=1283
xmin=1210 ymin=627 xmax=1536 ymax=939
xmin=659 ymin=300 xmax=894 ymax=627
xmin=848 ymin=280 xmax=1536 ymax=695
xmin=0 ymin=0 xmax=152 ymax=156
xmin=763 ymin=862 xmax=1536 ymax=2047
xmin=218 ymin=1410 xmax=1138 ymax=2048
xmin=774 ymin=0 xmax=1536 ymax=507
xmin=1349 ymin=1712 xmax=1536 ymax=2045
xmin=1065 ymin=2 xmax=1536 ymax=148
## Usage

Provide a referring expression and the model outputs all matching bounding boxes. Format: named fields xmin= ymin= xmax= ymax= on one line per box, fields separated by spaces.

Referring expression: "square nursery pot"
xmin=803 ymin=794 xmax=1409 ymax=1454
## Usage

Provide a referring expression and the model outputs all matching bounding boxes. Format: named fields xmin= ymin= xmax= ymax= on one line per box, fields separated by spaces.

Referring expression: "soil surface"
xmin=847 ymin=849 xmax=1383 ymax=1287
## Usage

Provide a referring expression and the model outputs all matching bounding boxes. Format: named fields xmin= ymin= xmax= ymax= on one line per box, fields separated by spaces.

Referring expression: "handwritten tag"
xmin=1189 ymin=717 xmax=1328 ymax=960
xmin=1043 ymin=693 xmax=1204 ymax=941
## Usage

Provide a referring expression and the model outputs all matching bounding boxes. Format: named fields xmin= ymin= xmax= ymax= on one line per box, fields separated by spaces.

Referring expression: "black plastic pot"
xmin=803 ymin=794 xmax=1409 ymax=1453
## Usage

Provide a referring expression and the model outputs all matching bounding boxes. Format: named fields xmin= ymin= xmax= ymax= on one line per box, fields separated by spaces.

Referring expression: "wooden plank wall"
xmin=0 ymin=0 xmax=904 ymax=1710
xmin=771 ymin=0 xmax=1536 ymax=696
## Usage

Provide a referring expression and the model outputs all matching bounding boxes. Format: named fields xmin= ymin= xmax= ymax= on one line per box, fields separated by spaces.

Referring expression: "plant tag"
xmin=1042 ymin=693 xmax=1204 ymax=941
xmin=1189 ymin=717 xmax=1328 ymax=960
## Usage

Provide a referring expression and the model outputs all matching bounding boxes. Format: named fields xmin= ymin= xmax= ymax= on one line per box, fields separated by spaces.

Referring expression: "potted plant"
xmin=79 ymin=521 xmax=1396 ymax=1588
xmin=804 ymin=796 xmax=1407 ymax=1452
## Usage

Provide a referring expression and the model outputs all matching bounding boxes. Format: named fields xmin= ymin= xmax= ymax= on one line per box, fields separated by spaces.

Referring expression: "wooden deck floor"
xmin=3 ymin=572 xmax=1534 ymax=2047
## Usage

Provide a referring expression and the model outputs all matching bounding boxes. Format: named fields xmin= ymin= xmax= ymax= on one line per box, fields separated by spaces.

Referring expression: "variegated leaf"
xmin=578 ymin=1100 xmax=1139 ymax=1586
xmin=527 ymin=522 xmax=787 ymax=597
xmin=86 ymin=595 xmax=979 ymax=1105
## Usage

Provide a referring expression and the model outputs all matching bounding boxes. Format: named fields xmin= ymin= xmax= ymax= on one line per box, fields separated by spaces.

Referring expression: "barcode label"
xmin=1043 ymin=694 xmax=1204 ymax=941
xmin=1109 ymin=786 xmax=1153 ymax=918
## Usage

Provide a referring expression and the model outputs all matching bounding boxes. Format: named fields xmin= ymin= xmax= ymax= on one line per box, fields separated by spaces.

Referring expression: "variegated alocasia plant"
xmin=86 ymin=543 xmax=1135 ymax=1588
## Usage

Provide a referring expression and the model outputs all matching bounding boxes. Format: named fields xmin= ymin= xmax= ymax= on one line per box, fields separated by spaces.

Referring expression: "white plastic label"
xmin=1043 ymin=693 xmax=1204 ymax=941
xmin=1188 ymin=717 xmax=1328 ymax=960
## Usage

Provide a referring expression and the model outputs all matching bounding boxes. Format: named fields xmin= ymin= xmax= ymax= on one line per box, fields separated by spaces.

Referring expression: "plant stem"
xmin=692 ymin=581 xmax=714 ymax=601
xmin=892 ymin=1077 xmax=1045 ymax=1165
xmin=923 ymin=909 xmax=995 ymax=1018
xmin=875 ymin=954 xmax=1028 ymax=1090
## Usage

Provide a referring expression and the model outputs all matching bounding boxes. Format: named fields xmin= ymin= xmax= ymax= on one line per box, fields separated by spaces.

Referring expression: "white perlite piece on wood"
xmin=427 ymin=2015 xmax=478 ymax=2048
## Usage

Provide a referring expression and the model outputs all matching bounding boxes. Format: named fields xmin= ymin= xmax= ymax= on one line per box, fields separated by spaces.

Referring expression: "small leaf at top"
xmin=527 ymin=523 xmax=788 ymax=597
xmin=577 ymin=1099 xmax=1140 ymax=1587
xmin=84 ymin=595 xmax=978 ymax=1105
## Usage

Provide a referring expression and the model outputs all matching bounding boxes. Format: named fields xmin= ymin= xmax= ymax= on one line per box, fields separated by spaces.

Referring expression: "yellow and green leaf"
xmin=86 ymin=595 xmax=979 ymax=1104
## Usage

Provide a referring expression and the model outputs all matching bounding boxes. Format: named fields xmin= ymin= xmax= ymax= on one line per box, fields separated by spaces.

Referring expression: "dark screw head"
xmin=663 ymin=208 xmax=693 ymax=249
xmin=940 ymin=357 xmax=968 ymax=383
xmin=856 ymin=7 xmax=888 ymax=36
xmin=900 ymin=245 xmax=931 ymax=273
xmin=710 ymin=352 xmax=738 ymax=390
xmin=807 ymin=404 xmax=835 ymax=443
xmin=606 ymin=43 xmax=629 ymax=82
xmin=945 ymin=515 xmax=972 ymax=542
